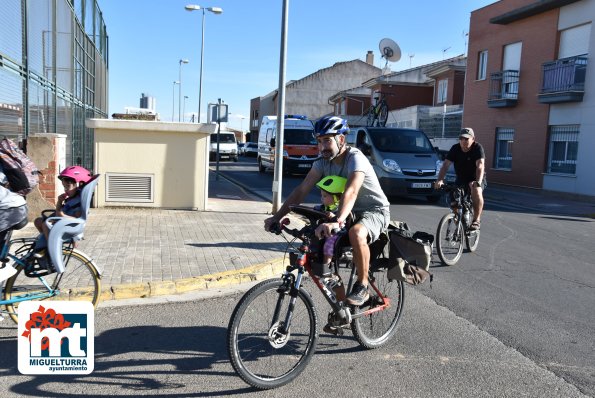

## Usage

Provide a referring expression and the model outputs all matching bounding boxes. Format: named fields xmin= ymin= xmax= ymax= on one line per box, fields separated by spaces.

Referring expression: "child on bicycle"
xmin=32 ymin=166 xmax=92 ymax=257
xmin=314 ymin=175 xmax=347 ymax=275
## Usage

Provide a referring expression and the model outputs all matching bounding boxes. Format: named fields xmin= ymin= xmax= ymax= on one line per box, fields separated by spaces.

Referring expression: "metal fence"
xmin=418 ymin=114 xmax=462 ymax=139
xmin=0 ymin=0 xmax=108 ymax=170
xmin=541 ymin=55 xmax=587 ymax=93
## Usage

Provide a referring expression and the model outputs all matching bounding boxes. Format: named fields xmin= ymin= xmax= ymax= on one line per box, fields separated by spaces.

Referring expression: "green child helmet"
xmin=316 ymin=175 xmax=347 ymax=195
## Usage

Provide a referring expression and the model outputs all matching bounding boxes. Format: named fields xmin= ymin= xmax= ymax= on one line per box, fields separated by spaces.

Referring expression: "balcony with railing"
xmin=487 ymin=70 xmax=519 ymax=108
xmin=538 ymin=55 xmax=587 ymax=104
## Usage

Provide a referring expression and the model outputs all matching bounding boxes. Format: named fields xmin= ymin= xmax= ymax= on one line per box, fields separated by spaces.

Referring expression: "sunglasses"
xmin=459 ymin=137 xmax=470 ymax=141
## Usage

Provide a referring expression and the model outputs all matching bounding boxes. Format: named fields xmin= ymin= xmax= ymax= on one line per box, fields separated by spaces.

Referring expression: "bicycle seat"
xmin=11 ymin=216 xmax=29 ymax=231
xmin=0 ymin=216 xmax=29 ymax=250
xmin=46 ymin=174 xmax=100 ymax=273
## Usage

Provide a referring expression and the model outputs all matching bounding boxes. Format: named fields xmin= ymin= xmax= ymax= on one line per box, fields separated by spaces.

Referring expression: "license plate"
xmin=411 ymin=182 xmax=432 ymax=188
xmin=298 ymin=164 xmax=311 ymax=168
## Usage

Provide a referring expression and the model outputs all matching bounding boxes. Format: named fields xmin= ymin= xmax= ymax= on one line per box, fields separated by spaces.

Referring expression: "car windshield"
xmin=247 ymin=143 xmax=257 ymax=148
xmin=368 ymin=128 xmax=433 ymax=154
xmin=283 ymin=128 xmax=316 ymax=145
xmin=211 ymin=133 xmax=235 ymax=143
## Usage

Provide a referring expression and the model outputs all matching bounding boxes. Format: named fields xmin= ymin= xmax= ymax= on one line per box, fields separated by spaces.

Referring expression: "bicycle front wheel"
xmin=227 ymin=279 xmax=318 ymax=390
xmin=436 ymin=213 xmax=464 ymax=266
xmin=465 ymin=208 xmax=480 ymax=252
xmin=351 ymin=263 xmax=405 ymax=349
xmin=465 ymin=229 xmax=480 ymax=252
xmin=378 ymin=103 xmax=388 ymax=127
xmin=4 ymin=248 xmax=101 ymax=324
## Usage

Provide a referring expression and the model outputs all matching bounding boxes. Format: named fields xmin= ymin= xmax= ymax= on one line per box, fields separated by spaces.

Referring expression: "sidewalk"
xmin=482 ymin=183 xmax=595 ymax=218
xmin=10 ymin=171 xmax=594 ymax=303
xmin=12 ymin=171 xmax=291 ymax=302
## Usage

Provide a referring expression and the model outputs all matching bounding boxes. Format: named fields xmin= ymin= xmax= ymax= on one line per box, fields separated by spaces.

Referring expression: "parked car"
xmin=237 ymin=142 xmax=245 ymax=156
xmin=244 ymin=142 xmax=258 ymax=157
xmin=436 ymin=148 xmax=457 ymax=184
xmin=210 ymin=131 xmax=238 ymax=162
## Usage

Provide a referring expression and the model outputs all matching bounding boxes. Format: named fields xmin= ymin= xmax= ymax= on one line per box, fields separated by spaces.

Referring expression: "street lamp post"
xmin=185 ymin=4 xmax=223 ymax=123
xmin=178 ymin=59 xmax=189 ymax=122
xmin=171 ymin=80 xmax=180 ymax=122
xmin=183 ymin=95 xmax=189 ymax=122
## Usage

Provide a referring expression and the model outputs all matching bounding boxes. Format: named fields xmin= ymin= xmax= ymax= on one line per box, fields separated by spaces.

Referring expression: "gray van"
xmin=353 ymin=127 xmax=442 ymax=202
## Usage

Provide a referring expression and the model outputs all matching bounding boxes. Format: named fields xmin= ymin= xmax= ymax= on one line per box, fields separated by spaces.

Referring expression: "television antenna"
xmin=379 ymin=38 xmax=401 ymax=74
xmin=442 ymin=46 xmax=451 ymax=59
xmin=408 ymin=53 xmax=415 ymax=68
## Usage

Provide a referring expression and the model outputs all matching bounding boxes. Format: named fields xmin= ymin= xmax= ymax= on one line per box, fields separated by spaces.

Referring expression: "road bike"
xmin=435 ymin=184 xmax=480 ymax=266
xmin=366 ymin=93 xmax=389 ymax=127
xmin=227 ymin=205 xmax=405 ymax=389
xmin=0 ymin=225 xmax=101 ymax=324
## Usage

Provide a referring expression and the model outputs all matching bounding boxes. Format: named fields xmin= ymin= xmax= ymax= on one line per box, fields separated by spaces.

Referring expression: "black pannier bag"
xmin=388 ymin=221 xmax=433 ymax=271
xmin=385 ymin=221 xmax=433 ymax=285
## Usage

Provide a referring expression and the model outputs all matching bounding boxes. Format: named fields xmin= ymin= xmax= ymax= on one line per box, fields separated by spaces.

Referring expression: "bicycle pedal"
xmin=323 ymin=324 xmax=344 ymax=336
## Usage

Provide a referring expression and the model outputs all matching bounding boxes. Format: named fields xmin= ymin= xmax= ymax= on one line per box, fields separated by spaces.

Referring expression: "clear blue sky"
xmin=100 ymin=0 xmax=496 ymax=131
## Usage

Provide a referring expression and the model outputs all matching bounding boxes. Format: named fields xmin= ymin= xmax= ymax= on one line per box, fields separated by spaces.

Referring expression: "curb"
xmin=97 ymin=257 xmax=287 ymax=302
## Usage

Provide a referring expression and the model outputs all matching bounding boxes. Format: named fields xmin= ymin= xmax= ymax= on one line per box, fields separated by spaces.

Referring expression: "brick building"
xmin=465 ymin=0 xmax=594 ymax=197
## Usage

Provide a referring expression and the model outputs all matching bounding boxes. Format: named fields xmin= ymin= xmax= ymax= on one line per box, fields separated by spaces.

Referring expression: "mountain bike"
xmin=366 ymin=93 xmax=389 ymax=127
xmin=227 ymin=205 xmax=405 ymax=389
xmin=0 ymin=224 xmax=101 ymax=324
xmin=435 ymin=184 xmax=480 ymax=266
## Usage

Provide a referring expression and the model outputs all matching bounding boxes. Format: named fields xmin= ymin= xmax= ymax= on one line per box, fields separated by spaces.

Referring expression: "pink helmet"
xmin=59 ymin=166 xmax=92 ymax=184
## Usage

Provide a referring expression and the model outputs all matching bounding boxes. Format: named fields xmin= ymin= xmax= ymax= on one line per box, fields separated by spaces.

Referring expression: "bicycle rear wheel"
xmin=227 ymin=278 xmax=318 ymax=390
xmin=366 ymin=106 xmax=376 ymax=127
xmin=4 ymin=248 xmax=101 ymax=324
xmin=436 ymin=213 xmax=464 ymax=266
xmin=351 ymin=263 xmax=405 ymax=349
xmin=378 ymin=103 xmax=388 ymax=127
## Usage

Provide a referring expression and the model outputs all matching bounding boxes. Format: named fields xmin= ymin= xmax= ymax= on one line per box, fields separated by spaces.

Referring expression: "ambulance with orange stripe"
xmin=257 ymin=115 xmax=319 ymax=175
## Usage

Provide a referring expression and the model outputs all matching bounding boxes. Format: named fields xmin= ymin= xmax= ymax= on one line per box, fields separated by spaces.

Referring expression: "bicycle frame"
xmin=273 ymin=227 xmax=391 ymax=335
xmin=0 ymin=237 xmax=73 ymax=309
xmin=448 ymin=186 xmax=474 ymax=230
xmin=366 ymin=93 xmax=389 ymax=127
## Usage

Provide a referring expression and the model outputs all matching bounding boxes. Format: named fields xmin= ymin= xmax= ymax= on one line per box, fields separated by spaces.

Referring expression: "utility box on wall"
xmin=87 ymin=119 xmax=216 ymax=210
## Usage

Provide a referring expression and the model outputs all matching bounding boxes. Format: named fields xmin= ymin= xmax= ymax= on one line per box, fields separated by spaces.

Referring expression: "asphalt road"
xmin=215 ymin=156 xmax=595 ymax=396
xmin=0 ymin=283 xmax=589 ymax=397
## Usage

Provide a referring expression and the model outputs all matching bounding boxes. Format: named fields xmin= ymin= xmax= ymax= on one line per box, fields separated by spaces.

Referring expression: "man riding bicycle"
xmin=264 ymin=116 xmax=390 ymax=306
xmin=434 ymin=127 xmax=486 ymax=230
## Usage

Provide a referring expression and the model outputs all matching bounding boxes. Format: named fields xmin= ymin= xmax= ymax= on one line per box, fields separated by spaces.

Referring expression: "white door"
xmin=502 ymin=42 xmax=522 ymax=98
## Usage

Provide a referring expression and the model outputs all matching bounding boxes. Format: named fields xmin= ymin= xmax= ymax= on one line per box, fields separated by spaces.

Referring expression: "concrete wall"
xmin=87 ymin=119 xmax=216 ymax=210
xmin=253 ymin=59 xmax=382 ymax=138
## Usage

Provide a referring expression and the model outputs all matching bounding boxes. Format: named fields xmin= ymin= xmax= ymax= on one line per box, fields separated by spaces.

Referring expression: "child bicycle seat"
xmin=45 ymin=174 xmax=100 ymax=273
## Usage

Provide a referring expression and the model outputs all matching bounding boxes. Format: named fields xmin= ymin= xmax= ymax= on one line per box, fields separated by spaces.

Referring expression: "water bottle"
xmin=463 ymin=209 xmax=470 ymax=226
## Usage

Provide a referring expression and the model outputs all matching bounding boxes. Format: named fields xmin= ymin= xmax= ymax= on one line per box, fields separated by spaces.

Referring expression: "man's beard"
xmin=321 ymin=149 xmax=336 ymax=159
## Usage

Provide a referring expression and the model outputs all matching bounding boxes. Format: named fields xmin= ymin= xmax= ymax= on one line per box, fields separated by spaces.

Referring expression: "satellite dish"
xmin=379 ymin=38 xmax=402 ymax=63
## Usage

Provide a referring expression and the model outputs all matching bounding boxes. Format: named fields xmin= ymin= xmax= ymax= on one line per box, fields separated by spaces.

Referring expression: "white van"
xmin=257 ymin=115 xmax=318 ymax=174
xmin=210 ymin=131 xmax=238 ymax=162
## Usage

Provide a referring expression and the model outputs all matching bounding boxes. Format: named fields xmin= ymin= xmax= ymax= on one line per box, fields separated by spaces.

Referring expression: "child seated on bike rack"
xmin=32 ymin=166 xmax=92 ymax=259
xmin=312 ymin=175 xmax=346 ymax=277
